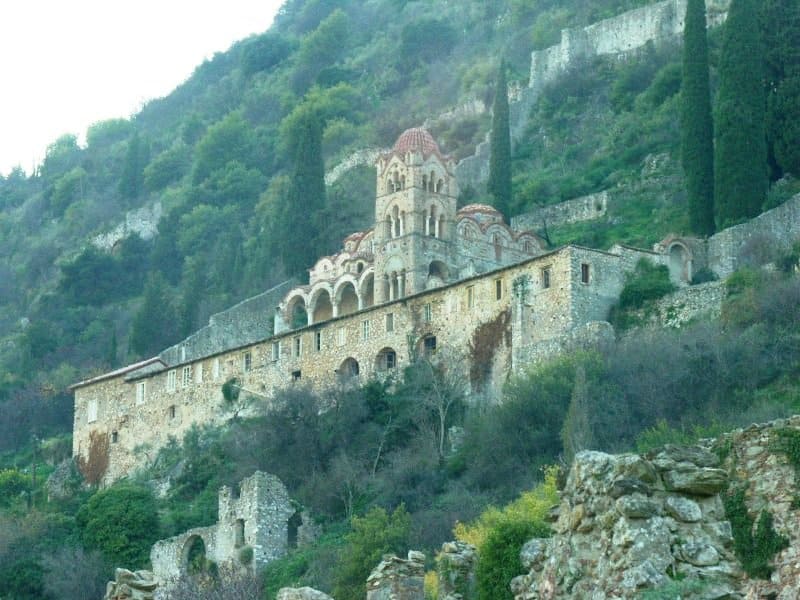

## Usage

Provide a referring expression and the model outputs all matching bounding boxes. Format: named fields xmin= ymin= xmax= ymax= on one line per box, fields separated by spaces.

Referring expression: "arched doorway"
xmin=182 ymin=535 xmax=207 ymax=574
xmin=311 ymin=289 xmax=333 ymax=323
xmin=338 ymin=357 xmax=360 ymax=379
xmin=337 ymin=282 xmax=359 ymax=316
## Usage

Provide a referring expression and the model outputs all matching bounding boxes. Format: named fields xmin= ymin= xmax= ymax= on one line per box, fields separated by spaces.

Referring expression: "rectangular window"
xmin=136 ymin=381 xmax=146 ymax=405
xmin=293 ymin=336 xmax=302 ymax=357
xmin=495 ymin=278 xmax=503 ymax=300
xmin=169 ymin=405 xmax=176 ymax=420
xmin=181 ymin=366 xmax=192 ymax=388
xmin=581 ymin=263 xmax=590 ymax=284
xmin=195 ymin=363 xmax=204 ymax=384
xmin=111 ymin=431 xmax=118 ymax=444
xmin=337 ymin=328 xmax=346 ymax=347
xmin=212 ymin=358 xmax=220 ymax=381
xmin=272 ymin=342 xmax=280 ymax=361
xmin=315 ymin=331 xmax=322 ymax=352
xmin=243 ymin=351 xmax=252 ymax=372
xmin=361 ymin=319 xmax=370 ymax=341
xmin=167 ymin=369 xmax=177 ymax=392
xmin=385 ymin=312 xmax=394 ymax=333
xmin=292 ymin=370 xmax=301 ymax=381
xmin=87 ymin=399 xmax=98 ymax=423
xmin=467 ymin=285 xmax=475 ymax=309
xmin=385 ymin=350 xmax=396 ymax=370
xmin=423 ymin=335 xmax=437 ymax=355
xmin=542 ymin=267 xmax=551 ymax=289
xmin=423 ymin=303 xmax=432 ymax=322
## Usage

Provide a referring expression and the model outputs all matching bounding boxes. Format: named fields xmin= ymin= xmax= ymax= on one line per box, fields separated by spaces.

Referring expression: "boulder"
xmin=277 ymin=587 xmax=334 ymax=600
xmin=662 ymin=466 xmax=727 ymax=496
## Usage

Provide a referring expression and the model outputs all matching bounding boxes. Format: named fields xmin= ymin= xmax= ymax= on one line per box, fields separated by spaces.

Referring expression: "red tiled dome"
xmin=392 ymin=128 xmax=441 ymax=156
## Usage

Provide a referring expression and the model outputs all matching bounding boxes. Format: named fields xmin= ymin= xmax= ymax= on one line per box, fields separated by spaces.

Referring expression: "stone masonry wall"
xmin=366 ymin=552 xmax=425 ymax=600
xmin=626 ymin=280 xmax=725 ymax=329
xmin=511 ymin=191 xmax=609 ymax=232
xmin=74 ymin=246 xmax=628 ymax=483
xmin=707 ymin=193 xmax=800 ymax=278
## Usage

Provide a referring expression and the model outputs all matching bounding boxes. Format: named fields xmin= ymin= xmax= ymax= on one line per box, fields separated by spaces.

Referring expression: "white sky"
xmin=0 ymin=1 xmax=285 ymax=177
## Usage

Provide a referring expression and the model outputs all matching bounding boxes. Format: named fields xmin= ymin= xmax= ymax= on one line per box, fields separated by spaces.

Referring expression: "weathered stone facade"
xmin=150 ymin=472 xmax=298 ymax=582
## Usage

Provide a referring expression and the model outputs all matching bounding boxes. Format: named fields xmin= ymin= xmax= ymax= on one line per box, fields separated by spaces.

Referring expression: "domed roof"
xmin=392 ymin=128 xmax=442 ymax=157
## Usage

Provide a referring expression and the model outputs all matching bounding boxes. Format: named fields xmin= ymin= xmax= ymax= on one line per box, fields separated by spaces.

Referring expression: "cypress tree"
xmin=281 ymin=112 xmax=326 ymax=276
xmin=714 ymin=0 xmax=767 ymax=226
xmin=119 ymin=132 xmax=148 ymax=201
xmin=680 ymin=0 xmax=715 ymax=236
xmin=488 ymin=61 xmax=513 ymax=217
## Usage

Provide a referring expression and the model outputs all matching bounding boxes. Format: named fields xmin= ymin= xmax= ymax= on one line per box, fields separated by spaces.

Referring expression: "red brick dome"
xmin=392 ymin=128 xmax=441 ymax=157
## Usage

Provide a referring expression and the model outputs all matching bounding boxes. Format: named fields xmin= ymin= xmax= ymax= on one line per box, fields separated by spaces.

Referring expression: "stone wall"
xmin=626 ymin=280 xmax=725 ymax=329
xmin=513 ymin=446 xmax=739 ymax=598
xmin=511 ymin=191 xmax=609 ymax=232
xmin=513 ymin=417 xmax=800 ymax=599
xmin=159 ymin=279 xmax=297 ymax=366
xmin=436 ymin=542 xmax=477 ymax=600
xmin=366 ymin=552 xmax=425 ymax=600
xmin=707 ymin=193 xmax=800 ymax=278
xmin=325 ymin=148 xmax=384 ymax=186
xmin=92 ymin=202 xmax=162 ymax=251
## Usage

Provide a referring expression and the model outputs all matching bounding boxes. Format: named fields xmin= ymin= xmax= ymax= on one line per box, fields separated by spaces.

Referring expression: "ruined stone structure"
xmin=150 ymin=472 xmax=300 ymax=583
xmin=103 ymin=569 xmax=158 ymax=600
xmin=511 ymin=191 xmax=609 ymax=232
xmin=436 ymin=542 xmax=478 ymax=600
xmin=366 ymin=552 xmax=426 ymax=600
xmin=512 ymin=416 xmax=800 ymax=599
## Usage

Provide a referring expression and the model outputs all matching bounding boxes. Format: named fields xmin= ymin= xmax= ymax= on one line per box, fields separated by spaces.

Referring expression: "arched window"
xmin=436 ymin=179 xmax=444 ymax=193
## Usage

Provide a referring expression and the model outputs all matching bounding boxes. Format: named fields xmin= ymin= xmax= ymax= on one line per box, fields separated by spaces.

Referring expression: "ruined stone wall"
xmin=92 ymin=202 xmax=163 ymax=251
xmin=626 ymin=280 xmax=725 ymax=329
xmin=366 ymin=552 xmax=425 ymax=600
xmin=511 ymin=191 xmax=609 ymax=232
xmin=707 ymin=193 xmax=800 ymax=278
xmin=74 ymin=246 xmax=626 ymax=483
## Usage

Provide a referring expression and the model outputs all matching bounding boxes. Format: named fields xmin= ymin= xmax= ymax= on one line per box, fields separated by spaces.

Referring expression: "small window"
xmin=182 ymin=366 xmax=192 ymax=387
xmin=272 ymin=342 xmax=280 ymax=361
xmin=136 ymin=381 xmax=146 ymax=405
xmin=87 ymin=399 xmax=98 ymax=423
xmin=195 ymin=363 xmax=203 ymax=384
xmin=423 ymin=335 xmax=437 ymax=355
xmin=385 ymin=313 xmax=394 ymax=333
xmin=337 ymin=328 xmax=346 ymax=347
xmin=315 ymin=331 xmax=322 ymax=352
xmin=361 ymin=319 xmax=370 ymax=341
xmin=385 ymin=350 xmax=396 ymax=370
xmin=423 ymin=303 xmax=432 ymax=322
xmin=495 ymin=278 xmax=503 ymax=301
xmin=243 ymin=352 xmax=252 ymax=372
xmin=467 ymin=286 xmax=475 ymax=309
xmin=542 ymin=267 xmax=551 ymax=289
xmin=292 ymin=370 xmax=301 ymax=381
xmin=212 ymin=358 xmax=221 ymax=380
xmin=111 ymin=431 xmax=118 ymax=444
xmin=167 ymin=369 xmax=177 ymax=392
xmin=293 ymin=336 xmax=302 ymax=357
xmin=524 ymin=240 xmax=533 ymax=253
xmin=169 ymin=405 xmax=176 ymax=420
xmin=581 ymin=263 xmax=590 ymax=284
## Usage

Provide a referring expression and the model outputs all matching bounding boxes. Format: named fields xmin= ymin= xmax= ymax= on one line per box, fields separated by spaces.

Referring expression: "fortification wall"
xmin=512 ymin=191 xmax=610 ymax=234
xmin=159 ymin=279 xmax=297 ymax=365
xmin=707 ymin=193 xmax=800 ymax=278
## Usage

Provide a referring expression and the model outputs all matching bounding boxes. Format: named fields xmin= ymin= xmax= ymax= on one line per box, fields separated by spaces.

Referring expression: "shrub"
xmin=221 ymin=378 xmax=240 ymax=403
xmin=333 ymin=506 xmax=410 ymax=600
xmin=690 ymin=267 xmax=718 ymax=284
xmin=77 ymin=483 xmax=160 ymax=568
xmin=723 ymin=486 xmax=788 ymax=579
xmin=0 ymin=469 xmax=32 ymax=506
xmin=617 ymin=260 xmax=675 ymax=310
xmin=476 ymin=519 xmax=546 ymax=600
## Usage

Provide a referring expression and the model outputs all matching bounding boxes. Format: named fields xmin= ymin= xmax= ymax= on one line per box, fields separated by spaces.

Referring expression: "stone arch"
xmin=335 ymin=279 xmax=359 ymax=316
xmin=427 ymin=260 xmax=448 ymax=289
xmin=339 ymin=357 xmax=360 ymax=379
xmin=359 ymin=271 xmax=375 ymax=308
xmin=375 ymin=347 xmax=398 ymax=372
xmin=182 ymin=535 xmax=207 ymax=574
xmin=417 ymin=334 xmax=437 ymax=356
xmin=284 ymin=292 xmax=309 ymax=329
xmin=457 ymin=218 xmax=481 ymax=241
xmin=668 ymin=242 xmax=692 ymax=283
xmin=310 ymin=285 xmax=334 ymax=324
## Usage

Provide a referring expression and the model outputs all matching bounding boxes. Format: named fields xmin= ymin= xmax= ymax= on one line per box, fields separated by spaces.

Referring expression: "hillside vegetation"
xmin=0 ymin=0 xmax=799 ymax=597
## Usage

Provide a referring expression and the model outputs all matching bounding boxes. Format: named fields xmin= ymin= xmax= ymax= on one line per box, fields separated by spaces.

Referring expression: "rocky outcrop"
xmin=277 ymin=587 xmax=334 ymax=600
xmin=366 ymin=551 xmax=425 ymax=600
xmin=103 ymin=569 xmax=158 ymax=600
xmin=512 ymin=447 xmax=741 ymax=599
xmin=437 ymin=541 xmax=477 ymax=600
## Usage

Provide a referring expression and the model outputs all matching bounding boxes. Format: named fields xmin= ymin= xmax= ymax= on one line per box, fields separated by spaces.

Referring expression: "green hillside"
xmin=0 ymin=0 xmax=799 ymax=596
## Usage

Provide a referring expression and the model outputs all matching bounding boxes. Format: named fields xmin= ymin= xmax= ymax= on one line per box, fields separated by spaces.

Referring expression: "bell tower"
xmin=373 ymin=129 xmax=458 ymax=303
